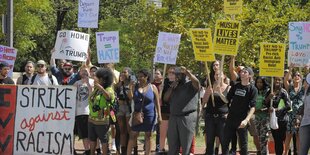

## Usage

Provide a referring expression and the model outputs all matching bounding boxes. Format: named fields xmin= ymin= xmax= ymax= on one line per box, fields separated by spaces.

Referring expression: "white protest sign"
xmin=154 ymin=32 xmax=181 ymax=64
xmin=96 ymin=31 xmax=119 ymax=63
xmin=288 ymin=22 xmax=310 ymax=67
xmin=14 ymin=85 xmax=76 ymax=155
xmin=0 ymin=45 xmax=17 ymax=77
xmin=54 ymin=30 xmax=89 ymax=62
xmin=78 ymin=0 xmax=99 ymax=28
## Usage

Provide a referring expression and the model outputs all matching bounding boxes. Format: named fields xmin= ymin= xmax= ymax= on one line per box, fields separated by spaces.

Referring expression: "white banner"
xmin=54 ymin=30 xmax=89 ymax=62
xmin=288 ymin=22 xmax=310 ymax=67
xmin=0 ymin=45 xmax=17 ymax=77
xmin=154 ymin=32 xmax=181 ymax=64
xmin=14 ymin=85 xmax=76 ymax=155
xmin=96 ymin=31 xmax=119 ymax=63
xmin=78 ymin=0 xmax=99 ymax=28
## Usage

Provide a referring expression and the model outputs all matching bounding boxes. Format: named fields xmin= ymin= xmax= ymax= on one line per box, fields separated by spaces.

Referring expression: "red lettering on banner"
xmin=0 ymin=85 xmax=17 ymax=155
xmin=20 ymin=110 xmax=70 ymax=132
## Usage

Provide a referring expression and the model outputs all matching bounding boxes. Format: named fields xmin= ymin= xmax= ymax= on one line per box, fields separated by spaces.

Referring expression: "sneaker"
xmin=111 ymin=140 xmax=116 ymax=151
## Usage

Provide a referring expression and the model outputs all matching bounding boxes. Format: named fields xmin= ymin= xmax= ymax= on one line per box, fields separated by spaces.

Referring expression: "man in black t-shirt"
xmin=164 ymin=66 xmax=200 ymax=155
xmin=222 ymin=67 xmax=258 ymax=155
xmin=0 ymin=62 xmax=14 ymax=84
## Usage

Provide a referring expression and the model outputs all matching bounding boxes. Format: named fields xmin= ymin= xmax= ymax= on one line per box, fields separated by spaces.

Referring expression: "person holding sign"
xmin=265 ymin=77 xmax=291 ymax=155
xmin=88 ymin=68 xmax=116 ymax=155
xmin=283 ymin=65 xmax=305 ymax=155
xmin=164 ymin=66 xmax=200 ymax=155
xmin=202 ymin=70 xmax=230 ymax=155
xmin=222 ymin=67 xmax=257 ymax=155
xmin=0 ymin=62 xmax=14 ymax=84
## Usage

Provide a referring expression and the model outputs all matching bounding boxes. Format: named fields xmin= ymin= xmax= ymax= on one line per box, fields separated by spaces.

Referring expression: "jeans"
xmin=271 ymin=120 xmax=287 ymax=155
xmin=222 ymin=119 xmax=248 ymax=155
xmin=205 ymin=114 xmax=226 ymax=155
xmin=299 ymin=125 xmax=310 ymax=155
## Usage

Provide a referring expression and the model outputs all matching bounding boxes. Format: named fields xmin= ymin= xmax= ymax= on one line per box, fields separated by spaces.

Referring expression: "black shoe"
xmin=74 ymin=150 xmax=78 ymax=155
xmin=96 ymin=148 xmax=102 ymax=155
xmin=229 ymin=149 xmax=236 ymax=155
xmin=83 ymin=150 xmax=90 ymax=155
xmin=134 ymin=146 xmax=138 ymax=155
xmin=215 ymin=147 xmax=219 ymax=155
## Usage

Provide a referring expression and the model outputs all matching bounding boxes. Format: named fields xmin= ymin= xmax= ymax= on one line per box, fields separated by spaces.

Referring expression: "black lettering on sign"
xmin=0 ymin=135 xmax=11 ymax=152
xmin=0 ymin=113 xmax=13 ymax=128
xmin=0 ymin=88 xmax=11 ymax=107
xmin=16 ymin=131 xmax=26 ymax=151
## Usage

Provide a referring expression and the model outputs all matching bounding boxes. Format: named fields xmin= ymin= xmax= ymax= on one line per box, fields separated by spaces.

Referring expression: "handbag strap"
xmin=139 ymin=84 xmax=150 ymax=112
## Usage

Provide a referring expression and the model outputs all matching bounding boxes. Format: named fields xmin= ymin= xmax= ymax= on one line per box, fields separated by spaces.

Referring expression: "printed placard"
xmin=13 ymin=85 xmax=76 ymax=155
xmin=96 ymin=31 xmax=119 ymax=63
xmin=78 ymin=0 xmax=99 ymax=28
xmin=214 ymin=20 xmax=241 ymax=56
xmin=288 ymin=22 xmax=310 ymax=67
xmin=259 ymin=43 xmax=285 ymax=77
xmin=154 ymin=32 xmax=181 ymax=64
xmin=224 ymin=0 xmax=243 ymax=15
xmin=0 ymin=45 xmax=17 ymax=77
xmin=190 ymin=29 xmax=215 ymax=62
xmin=54 ymin=30 xmax=90 ymax=62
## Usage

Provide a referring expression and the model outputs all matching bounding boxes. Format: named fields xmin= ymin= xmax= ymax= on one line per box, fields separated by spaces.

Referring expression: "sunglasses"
xmin=63 ymin=68 xmax=72 ymax=71
xmin=294 ymin=74 xmax=301 ymax=77
xmin=37 ymin=65 xmax=45 ymax=68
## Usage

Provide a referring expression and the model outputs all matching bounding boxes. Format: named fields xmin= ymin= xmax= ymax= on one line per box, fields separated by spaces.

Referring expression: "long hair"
xmin=210 ymin=60 xmax=220 ymax=85
xmin=255 ymin=76 xmax=269 ymax=92
xmin=96 ymin=68 xmax=114 ymax=88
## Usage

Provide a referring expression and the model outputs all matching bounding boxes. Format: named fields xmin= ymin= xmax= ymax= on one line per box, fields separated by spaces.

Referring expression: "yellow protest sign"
xmin=214 ymin=20 xmax=241 ymax=56
xmin=224 ymin=0 xmax=243 ymax=15
xmin=259 ymin=43 xmax=285 ymax=77
xmin=190 ymin=29 xmax=215 ymax=62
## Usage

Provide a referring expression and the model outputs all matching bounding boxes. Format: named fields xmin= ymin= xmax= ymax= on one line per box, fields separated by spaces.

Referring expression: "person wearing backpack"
xmin=30 ymin=60 xmax=58 ymax=85
xmin=16 ymin=61 xmax=35 ymax=85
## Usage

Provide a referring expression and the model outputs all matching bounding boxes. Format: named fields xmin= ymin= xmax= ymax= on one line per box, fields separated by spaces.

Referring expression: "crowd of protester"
xmin=1 ymin=51 xmax=310 ymax=155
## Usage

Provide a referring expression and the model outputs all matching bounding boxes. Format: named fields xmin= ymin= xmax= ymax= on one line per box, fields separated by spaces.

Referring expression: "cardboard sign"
xmin=224 ymin=0 xmax=243 ymax=15
xmin=78 ymin=0 xmax=99 ymax=28
xmin=259 ymin=43 xmax=285 ymax=77
xmin=54 ymin=30 xmax=90 ymax=62
xmin=214 ymin=20 xmax=241 ymax=56
xmin=96 ymin=31 xmax=119 ymax=64
xmin=190 ymin=29 xmax=215 ymax=62
xmin=288 ymin=22 xmax=310 ymax=67
xmin=154 ymin=32 xmax=181 ymax=64
xmin=6 ymin=85 xmax=76 ymax=155
xmin=0 ymin=45 xmax=17 ymax=77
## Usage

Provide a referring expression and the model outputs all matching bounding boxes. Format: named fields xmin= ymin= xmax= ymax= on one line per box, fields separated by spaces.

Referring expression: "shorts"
xmin=75 ymin=115 xmax=89 ymax=139
xmin=116 ymin=104 xmax=131 ymax=117
xmin=248 ymin=115 xmax=258 ymax=136
xmin=88 ymin=122 xmax=110 ymax=143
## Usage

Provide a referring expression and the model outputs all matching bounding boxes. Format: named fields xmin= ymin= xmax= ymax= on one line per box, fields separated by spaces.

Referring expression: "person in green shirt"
xmin=253 ymin=76 xmax=270 ymax=155
xmin=88 ymin=68 xmax=115 ymax=155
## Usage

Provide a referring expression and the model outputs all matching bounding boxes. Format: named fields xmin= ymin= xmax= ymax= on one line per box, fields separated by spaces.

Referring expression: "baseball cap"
xmin=63 ymin=62 xmax=73 ymax=67
xmin=242 ymin=67 xmax=254 ymax=76
xmin=37 ymin=60 xmax=46 ymax=65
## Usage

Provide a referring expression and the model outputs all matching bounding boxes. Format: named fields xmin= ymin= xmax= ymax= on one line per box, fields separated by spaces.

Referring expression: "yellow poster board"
xmin=224 ymin=0 xmax=243 ymax=15
xmin=190 ymin=29 xmax=215 ymax=62
xmin=214 ymin=20 xmax=241 ymax=56
xmin=259 ymin=43 xmax=285 ymax=77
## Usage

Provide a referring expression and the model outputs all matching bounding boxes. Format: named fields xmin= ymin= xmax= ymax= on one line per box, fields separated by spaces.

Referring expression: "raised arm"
xmin=229 ymin=56 xmax=238 ymax=81
xmin=181 ymin=66 xmax=200 ymax=90
xmin=284 ymin=64 xmax=293 ymax=91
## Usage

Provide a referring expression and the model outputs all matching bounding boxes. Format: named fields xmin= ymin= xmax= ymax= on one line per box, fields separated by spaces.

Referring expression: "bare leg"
xmin=159 ymin=120 xmax=168 ymax=151
xmin=82 ymin=138 xmax=90 ymax=150
xmin=145 ymin=132 xmax=152 ymax=155
xmin=90 ymin=140 xmax=97 ymax=155
xmin=102 ymin=143 xmax=108 ymax=155
xmin=284 ymin=133 xmax=292 ymax=155
xmin=127 ymin=131 xmax=139 ymax=155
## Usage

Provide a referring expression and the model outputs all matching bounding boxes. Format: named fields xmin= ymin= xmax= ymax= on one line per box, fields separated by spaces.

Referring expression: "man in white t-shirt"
xmin=31 ymin=60 xmax=58 ymax=85
xmin=73 ymin=67 xmax=94 ymax=155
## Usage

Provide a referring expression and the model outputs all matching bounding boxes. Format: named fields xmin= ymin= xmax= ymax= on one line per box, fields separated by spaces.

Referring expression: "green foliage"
xmin=1 ymin=0 xmax=310 ymax=75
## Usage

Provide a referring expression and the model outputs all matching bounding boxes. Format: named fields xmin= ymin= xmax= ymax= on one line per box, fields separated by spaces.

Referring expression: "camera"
xmin=92 ymin=104 xmax=101 ymax=112
xmin=130 ymin=75 xmax=137 ymax=83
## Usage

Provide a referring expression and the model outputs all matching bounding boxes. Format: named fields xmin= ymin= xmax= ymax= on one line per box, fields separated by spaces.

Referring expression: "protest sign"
xmin=10 ymin=85 xmax=76 ymax=155
xmin=154 ymin=32 xmax=181 ymax=64
xmin=78 ymin=0 xmax=99 ymax=28
xmin=0 ymin=45 xmax=17 ymax=77
xmin=224 ymin=0 xmax=243 ymax=15
xmin=54 ymin=30 xmax=90 ymax=62
xmin=0 ymin=85 xmax=17 ymax=155
xmin=259 ymin=43 xmax=285 ymax=77
xmin=288 ymin=50 xmax=310 ymax=67
xmin=96 ymin=31 xmax=119 ymax=63
xmin=190 ymin=29 xmax=215 ymax=62
xmin=288 ymin=22 xmax=310 ymax=67
xmin=213 ymin=20 xmax=241 ymax=56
